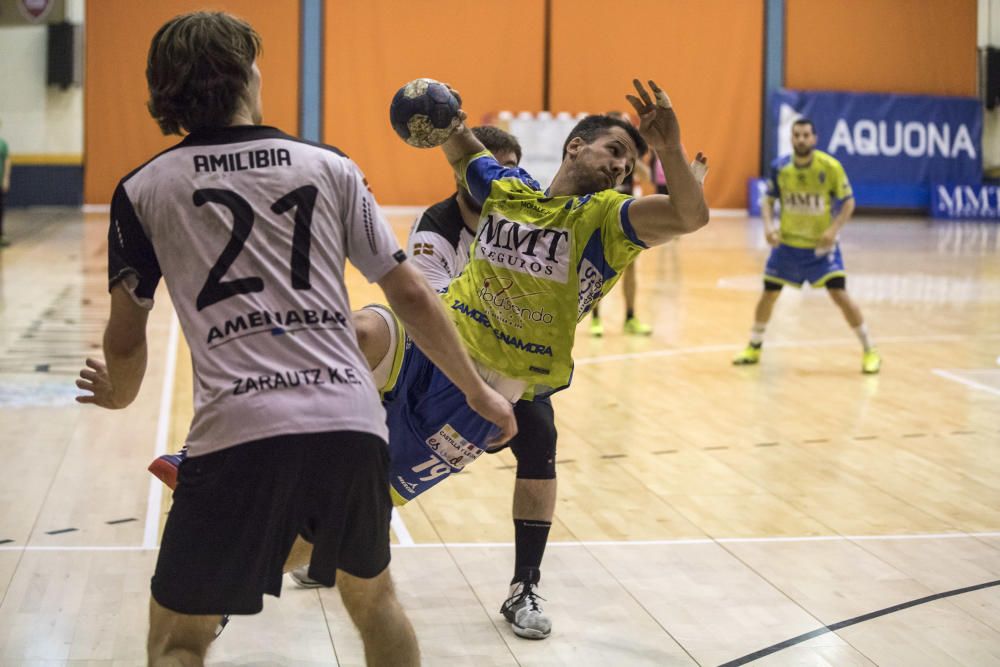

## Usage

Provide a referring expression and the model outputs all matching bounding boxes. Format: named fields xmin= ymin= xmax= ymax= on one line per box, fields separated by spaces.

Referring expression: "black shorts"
xmin=763 ymin=275 xmax=846 ymax=291
xmin=151 ymin=430 xmax=391 ymax=615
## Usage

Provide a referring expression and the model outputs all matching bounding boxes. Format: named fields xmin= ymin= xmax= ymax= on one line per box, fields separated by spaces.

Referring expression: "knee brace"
xmin=509 ymin=398 xmax=557 ymax=480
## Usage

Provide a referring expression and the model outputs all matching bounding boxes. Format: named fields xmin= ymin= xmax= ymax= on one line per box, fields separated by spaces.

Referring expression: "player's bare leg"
xmin=827 ymin=288 xmax=880 ymax=372
xmin=826 ymin=287 xmax=863 ymax=327
xmin=734 ymin=288 xmax=781 ymax=365
xmin=514 ymin=480 xmax=556 ymax=524
xmin=338 ymin=568 xmax=419 ymax=667
xmin=147 ymin=598 xmax=221 ymax=667
xmin=754 ymin=288 xmax=781 ymax=324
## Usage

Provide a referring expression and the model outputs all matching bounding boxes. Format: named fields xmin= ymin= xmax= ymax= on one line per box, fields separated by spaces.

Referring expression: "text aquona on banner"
xmin=772 ymin=90 xmax=982 ymax=209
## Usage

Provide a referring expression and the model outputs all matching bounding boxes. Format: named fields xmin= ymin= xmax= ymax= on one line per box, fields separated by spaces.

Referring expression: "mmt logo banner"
xmin=931 ymin=184 xmax=1000 ymax=220
xmin=772 ymin=90 xmax=982 ymax=208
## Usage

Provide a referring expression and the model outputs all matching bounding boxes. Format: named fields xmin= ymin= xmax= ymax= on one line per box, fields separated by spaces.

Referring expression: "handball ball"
xmin=389 ymin=78 xmax=461 ymax=148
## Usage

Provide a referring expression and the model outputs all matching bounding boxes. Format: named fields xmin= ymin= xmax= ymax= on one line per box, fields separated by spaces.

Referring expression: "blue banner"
xmin=931 ymin=184 xmax=1000 ymax=220
xmin=773 ymin=90 xmax=982 ymax=209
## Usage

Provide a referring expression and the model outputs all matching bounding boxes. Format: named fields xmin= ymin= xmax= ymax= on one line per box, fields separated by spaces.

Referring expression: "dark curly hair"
xmin=561 ymin=115 xmax=648 ymax=160
xmin=146 ymin=12 xmax=261 ymax=135
xmin=472 ymin=126 xmax=522 ymax=163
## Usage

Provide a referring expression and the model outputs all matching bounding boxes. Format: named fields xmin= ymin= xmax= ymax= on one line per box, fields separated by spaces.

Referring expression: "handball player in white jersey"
xmin=75 ymin=11 xmax=513 ymax=666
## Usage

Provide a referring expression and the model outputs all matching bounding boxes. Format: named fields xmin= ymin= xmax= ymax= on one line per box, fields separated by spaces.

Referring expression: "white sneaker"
xmin=289 ymin=565 xmax=323 ymax=589
xmin=500 ymin=579 xmax=551 ymax=639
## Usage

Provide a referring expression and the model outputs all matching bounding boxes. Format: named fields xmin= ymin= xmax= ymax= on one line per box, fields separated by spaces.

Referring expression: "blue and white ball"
xmin=389 ymin=78 xmax=461 ymax=148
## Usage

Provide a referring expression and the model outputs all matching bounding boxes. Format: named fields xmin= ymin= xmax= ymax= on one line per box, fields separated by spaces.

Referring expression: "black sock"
xmin=512 ymin=518 xmax=551 ymax=585
xmin=626 ymin=308 xmax=635 ymax=320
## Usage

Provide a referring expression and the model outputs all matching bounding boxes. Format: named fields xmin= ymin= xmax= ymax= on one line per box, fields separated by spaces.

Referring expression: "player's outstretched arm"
xmin=76 ymin=284 xmax=149 ymax=409
xmin=625 ymin=79 xmax=710 ymax=247
xmin=377 ymin=261 xmax=517 ymax=445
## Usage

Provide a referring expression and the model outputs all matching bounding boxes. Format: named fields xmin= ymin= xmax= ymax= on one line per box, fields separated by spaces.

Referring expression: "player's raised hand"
xmin=690 ymin=152 xmax=709 ymax=184
xmin=75 ymin=357 xmax=123 ymax=409
xmin=626 ymin=79 xmax=681 ymax=150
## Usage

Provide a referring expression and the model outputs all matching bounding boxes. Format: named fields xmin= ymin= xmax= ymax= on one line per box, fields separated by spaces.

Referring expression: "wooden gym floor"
xmin=0 ymin=207 xmax=997 ymax=665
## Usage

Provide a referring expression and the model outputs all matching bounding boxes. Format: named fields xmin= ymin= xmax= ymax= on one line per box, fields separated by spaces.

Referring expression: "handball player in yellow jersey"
xmin=733 ymin=118 xmax=881 ymax=374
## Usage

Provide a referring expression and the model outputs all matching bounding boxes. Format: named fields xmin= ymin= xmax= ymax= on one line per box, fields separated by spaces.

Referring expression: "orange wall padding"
xmin=323 ymin=0 xmax=545 ymax=206
xmin=84 ymin=1 xmax=299 ymax=204
xmin=549 ymin=0 xmax=764 ymax=210
xmin=786 ymin=0 xmax=977 ymax=96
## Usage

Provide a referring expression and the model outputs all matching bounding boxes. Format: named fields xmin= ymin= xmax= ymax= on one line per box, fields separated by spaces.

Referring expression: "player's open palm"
xmin=626 ymin=79 xmax=681 ymax=150
xmin=75 ymin=357 xmax=121 ymax=409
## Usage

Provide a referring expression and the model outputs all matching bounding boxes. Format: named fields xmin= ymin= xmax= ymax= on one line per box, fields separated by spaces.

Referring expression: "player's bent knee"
xmin=510 ymin=400 xmax=557 ymax=480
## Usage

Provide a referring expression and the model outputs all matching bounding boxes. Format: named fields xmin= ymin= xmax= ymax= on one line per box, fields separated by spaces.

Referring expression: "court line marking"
xmin=390 ymin=509 xmax=413 ymax=546
xmin=932 ymin=368 xmax=1000 ymax=398
xmin=7 ymin=531 xmax=999 ymax=552
xmin=142 ymin=313 xmax=179 ymax=549
xmin=718 ymin=579 xmax=1000 ymax=667
xmin=575 ymin=332 xmax=1000 ymax=366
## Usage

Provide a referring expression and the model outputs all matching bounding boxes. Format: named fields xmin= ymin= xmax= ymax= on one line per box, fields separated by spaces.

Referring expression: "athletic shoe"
xmin=732 ymin=344 xmax=761 ymax=365
xmin=289 ymin=565 xmax=324 ymax=589
xmin=148 ymin=448 xmax=187 ymax=491
xmin=624 ymin=317 xmax=652 ymax=335
xmin=500 ymin=579 xmax=551 ymax=639
xmin=862 ymin=348 xmax=882 ymax=374
xmin=589 ymin=316 xmax=603 ymax=337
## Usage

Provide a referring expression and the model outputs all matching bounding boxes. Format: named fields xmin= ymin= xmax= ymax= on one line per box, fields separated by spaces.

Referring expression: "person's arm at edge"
xmin=77 ymin=284 xmax=149 ymax=409
xmin=762 ymin=196 xmax=781 ymax=245
xmin=376 ymin=260 xmax=517 ymax=444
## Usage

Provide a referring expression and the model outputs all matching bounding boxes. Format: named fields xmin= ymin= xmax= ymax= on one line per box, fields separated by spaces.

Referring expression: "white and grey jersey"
xmin=108 ymin=125 xmax=404 ymax=456
xmin=405 ymin=194 xmax=475 ymax=291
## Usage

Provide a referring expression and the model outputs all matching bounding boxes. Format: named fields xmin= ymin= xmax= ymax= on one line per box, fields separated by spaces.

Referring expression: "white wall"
xmin=0 ymin=0 xmax=83 ymax=159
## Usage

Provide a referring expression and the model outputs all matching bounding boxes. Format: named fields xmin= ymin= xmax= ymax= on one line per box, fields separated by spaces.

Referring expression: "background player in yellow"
xmin=733 ymin=118 xmax=881 ymax=373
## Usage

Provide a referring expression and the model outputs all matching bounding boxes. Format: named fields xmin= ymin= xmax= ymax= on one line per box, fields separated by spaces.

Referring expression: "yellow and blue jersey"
xmin=443 ymin=150 xmax=645 ymax=394
xmin=767 ymin=150 xmax=853 ymax=249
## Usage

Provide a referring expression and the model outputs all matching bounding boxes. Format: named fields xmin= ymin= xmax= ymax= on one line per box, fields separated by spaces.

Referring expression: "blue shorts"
xmin=383 ymin=341 xmax=499 ymax=505
xmin=764 ymin=243 xmax=846 ymax=288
